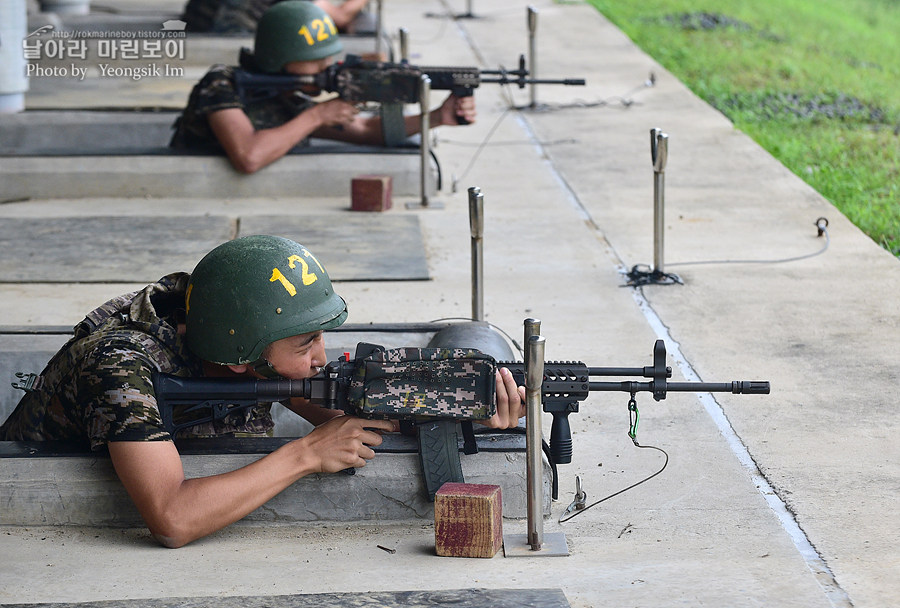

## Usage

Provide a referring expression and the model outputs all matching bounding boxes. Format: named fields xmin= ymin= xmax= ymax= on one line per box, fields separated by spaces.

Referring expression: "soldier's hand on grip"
xmin=479 ymin=367 xmax=526 ymax=430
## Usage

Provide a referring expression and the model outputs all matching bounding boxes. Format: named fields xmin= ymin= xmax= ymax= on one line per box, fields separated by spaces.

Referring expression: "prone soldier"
xmin=0 ymin=236 xmax=525 ymax=547
xmin=169 ymin=0 xmax=476 ymax=173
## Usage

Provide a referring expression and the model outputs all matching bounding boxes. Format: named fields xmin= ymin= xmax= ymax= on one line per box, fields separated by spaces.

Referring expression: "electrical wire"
xmin=448 ymin=108 xmax=514 ymax=193
xmin=445 ymin=74 xmax=655 ymax=192
xmin=622 ymin=218 xmax=831 ymax=287
xmin=558 ymin=439 xmax=669 ymax=523
xmin=667 ymin=218 xmax=831 ymax=267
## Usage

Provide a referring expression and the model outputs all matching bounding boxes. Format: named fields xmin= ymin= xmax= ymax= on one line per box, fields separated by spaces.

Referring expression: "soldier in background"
xmin=169 ymin=1 xmax=476 ymax=173
xmin=182 ymin=0 xmax=374 ymax=34
xmin=0 ymin=236 xmax=525 ymax=548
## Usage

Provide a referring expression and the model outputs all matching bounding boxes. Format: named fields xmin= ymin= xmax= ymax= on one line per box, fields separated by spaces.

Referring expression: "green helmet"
xmin=253 ymin=0 xmax=344 ymax=73
xmin=185 ymin=235 xmax=348 ymax=365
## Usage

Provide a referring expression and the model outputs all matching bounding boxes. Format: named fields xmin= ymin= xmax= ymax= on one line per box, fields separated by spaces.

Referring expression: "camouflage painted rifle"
xmin=153 ymin=343 xmax=498 ymax=437
xmin=153 ymin=340 xmax=768 ymax=500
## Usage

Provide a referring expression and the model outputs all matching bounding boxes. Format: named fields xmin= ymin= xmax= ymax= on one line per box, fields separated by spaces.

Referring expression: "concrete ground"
xmin=1 ymin=1 xmax=898 ymax=607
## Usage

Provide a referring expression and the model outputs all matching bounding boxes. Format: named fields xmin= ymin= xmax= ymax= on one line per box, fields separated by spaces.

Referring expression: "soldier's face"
xmin=263 ymin=331 xmax=327 ymax=379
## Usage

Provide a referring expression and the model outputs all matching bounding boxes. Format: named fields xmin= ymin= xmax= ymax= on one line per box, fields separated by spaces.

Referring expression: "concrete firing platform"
xmin=0 ymin=433 xmax=542 ymax=524
xmin=0 ymin=109 xmax=436 ymax=198
xmin=2 ymin=1 xmax=898 ymax=607
xmin=0 ymin=141 xmax=434 ymax=199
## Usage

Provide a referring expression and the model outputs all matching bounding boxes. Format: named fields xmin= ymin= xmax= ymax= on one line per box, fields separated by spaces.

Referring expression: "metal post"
xmin=523 ymin=318 xmax=541 ymax=370
xmin=525 ymin=333 xmax=545 ymax=550
xmin=418 ymin=75 xmax=431 ymax=207
xmin=503 ymin=319 xmax=568 ymax=558
xmin=374 ymin=0 xmax=383 ymax=58
xmin=527 ymin=6 xmax=538 ymax=109
xmin=651 ymin=128 xmax=669 ymax=273
xmin=399 ymin=28 xmax=409 ymax=62
xmin=468 ymin=187 xmax=484 ymax=322
xmin=406 ymin=76 xmax=443 ymax=209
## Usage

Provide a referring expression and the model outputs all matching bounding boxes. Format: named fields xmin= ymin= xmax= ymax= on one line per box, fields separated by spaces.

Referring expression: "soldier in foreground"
xmin=170 ymin=1 xmax=476 ymax=173
xmin=0 ymin=236 xmax=525 ymax=548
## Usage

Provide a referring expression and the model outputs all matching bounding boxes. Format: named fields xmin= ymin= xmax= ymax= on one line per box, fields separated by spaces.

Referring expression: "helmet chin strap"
xmin=250 ymin=358 xmax=283 ymax=379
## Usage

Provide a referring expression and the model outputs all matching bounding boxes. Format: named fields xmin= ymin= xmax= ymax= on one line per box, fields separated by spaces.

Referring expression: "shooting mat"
xmin=0 ymin=214 xmax=429 ymax=283
xmin=239 ymin=214 xmax=429 ymax=281
xmin=0 ymin=589 xmax=570 ymax=608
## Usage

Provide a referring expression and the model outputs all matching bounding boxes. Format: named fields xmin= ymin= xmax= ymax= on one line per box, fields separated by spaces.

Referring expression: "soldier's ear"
xmin=227 ymin=364 xmax=250 ymax=374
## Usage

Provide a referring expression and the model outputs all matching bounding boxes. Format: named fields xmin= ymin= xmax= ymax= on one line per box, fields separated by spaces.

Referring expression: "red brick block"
xmin=434 ymin=483 xmax=503 ymax=558
xmin=351 ymin=175 xmax=393 ymax=211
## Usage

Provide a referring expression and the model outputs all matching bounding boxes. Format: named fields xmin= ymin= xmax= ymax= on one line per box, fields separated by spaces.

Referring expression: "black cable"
xmin=668 ymin=217 xmax=831 ymax=268
xmin=449 ymin=107 xmax=513 ymax=192
xmin=622 ymin=265 xmax=683 ymax=287
xmin=623 ymin=218 xmax=830 ymax=287
xmin=446 ymin=75 xmax=655 ymax=192
xmin=558 ymin=440 xmax=669 ymax=523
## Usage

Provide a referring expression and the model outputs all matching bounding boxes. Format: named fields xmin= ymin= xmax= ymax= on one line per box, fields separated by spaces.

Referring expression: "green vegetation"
xmin=588 ymin=0 xmax=900 ymax=256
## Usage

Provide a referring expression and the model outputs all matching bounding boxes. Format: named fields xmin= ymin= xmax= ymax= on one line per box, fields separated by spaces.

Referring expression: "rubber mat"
xmin=0 ymin=214 xmax=428 ymax=282
xmin=0 ymin=589 xmax=570 ymax=608
xmin=240 ymin=213 xmax=429 ymax=281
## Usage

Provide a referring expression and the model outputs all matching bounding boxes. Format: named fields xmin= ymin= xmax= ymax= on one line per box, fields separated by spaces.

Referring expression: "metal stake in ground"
xmin=468 ymin=186 xmax=484 ymax=322
xmin=399 ymin=27 xmax=409 ymax=62
xmin=374 ymin=0 xmax=383 ymax=58
xmin=652 ymin=127 xmax=669 ymax=274
xmin=407 ymin=75 xmax=444 ymax=209
xmin=528 ymin=6 xmax=538 ymax=108
xmin=625 ymin=130 xmax=681 ymax=285
xmin=504 ymin=319 xmax=569 ymax=557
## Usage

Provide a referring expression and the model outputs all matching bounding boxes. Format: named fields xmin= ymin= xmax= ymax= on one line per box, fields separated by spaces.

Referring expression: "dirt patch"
xmin=654 ymin=12 xmax=783 ymax=41
xmin=661 ymin=12 xmax=752 ymax=31
xmin=714 ymin=91 xmax=889 ymax=124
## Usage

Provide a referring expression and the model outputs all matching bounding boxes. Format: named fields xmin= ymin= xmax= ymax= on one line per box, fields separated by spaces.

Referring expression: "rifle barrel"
xmin=479 ymin=77 xmax=586 ymax=86
xmin=589 ymin=381 xmax=770 ymax=394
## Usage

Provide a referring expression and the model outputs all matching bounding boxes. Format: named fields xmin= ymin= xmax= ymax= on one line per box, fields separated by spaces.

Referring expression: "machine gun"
xmin=235 ymin=51 xmax=585 ymax=109
xmin=153 ymin=340 xmax=768 ymax=499
xmin=234 ymin=51 xmax=585 ymax=144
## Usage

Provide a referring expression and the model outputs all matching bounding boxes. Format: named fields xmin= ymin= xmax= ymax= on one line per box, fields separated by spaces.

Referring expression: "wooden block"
xmin=351 ymin=175 xmax=393 ymax=211
xmin=434 ymin=482 xmax=503 ymax=558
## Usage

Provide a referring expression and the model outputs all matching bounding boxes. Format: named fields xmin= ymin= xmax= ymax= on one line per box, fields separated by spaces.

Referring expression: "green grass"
xmin=587 ymin=0 xmax=900 ymax=256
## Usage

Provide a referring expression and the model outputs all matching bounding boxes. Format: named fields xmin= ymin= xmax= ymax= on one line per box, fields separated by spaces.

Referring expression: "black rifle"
xmin=234 ymin=51 xmax=585 ymax=144
xmin=236 ymin=51 xmax=585 ymax=107
xmin=153 ymin=340 xmax=768 ymax=499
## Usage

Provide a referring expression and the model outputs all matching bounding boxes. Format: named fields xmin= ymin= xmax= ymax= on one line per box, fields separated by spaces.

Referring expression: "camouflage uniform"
xmin=169 ymin=64 xmax=316 ymax=152
xmin=0 ymin=273 xmax=274 ymax=451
